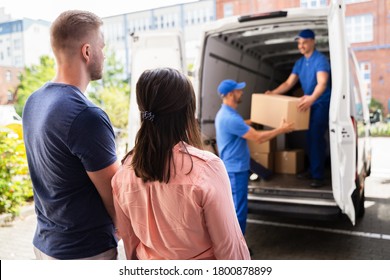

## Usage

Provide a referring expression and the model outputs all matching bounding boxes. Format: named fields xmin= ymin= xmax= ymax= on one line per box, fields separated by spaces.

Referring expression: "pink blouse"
xmin=112 ymin=142 xmax=250 ymax=260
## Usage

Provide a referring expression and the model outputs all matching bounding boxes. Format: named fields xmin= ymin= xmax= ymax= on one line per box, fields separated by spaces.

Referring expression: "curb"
xmin=0 ymin=202 xmax=35 ymax=226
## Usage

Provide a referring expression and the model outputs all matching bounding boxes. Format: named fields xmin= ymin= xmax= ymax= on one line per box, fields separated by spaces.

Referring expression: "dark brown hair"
xmin=124 ymin=68 xmax=202 ymax=183
xmin=50 ymin=10 xmax=103 ymax=55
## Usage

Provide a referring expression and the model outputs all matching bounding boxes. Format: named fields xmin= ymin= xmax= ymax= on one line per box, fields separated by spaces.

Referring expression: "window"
xmin=14 ymin=56 xmax=23 ymax=67
xmin=223 ymin=3 xmax=234 ymax=18
xmin=7 ymin=91 xmax=13 ymax=102
xmin=5 ymin=70 xmax=11 ymax=81
xmin=14 ymin=39 xmax=22 ymax=50
xmin=345 ymin=0 xmax=370 ymax=4
xmin=346 ymin=14 xmax=373 ymax=43
xmin=300 ymin=0 xmax=327 ymax=8
xmin=359 ymin=62 xmax=371 ymax=100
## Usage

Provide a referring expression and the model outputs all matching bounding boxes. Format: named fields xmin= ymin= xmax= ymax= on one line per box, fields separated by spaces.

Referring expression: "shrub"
xmin=370 ymin=122 xmax=390 ymax=137
xmin=0 ymin=126 xmax=33 ymax=216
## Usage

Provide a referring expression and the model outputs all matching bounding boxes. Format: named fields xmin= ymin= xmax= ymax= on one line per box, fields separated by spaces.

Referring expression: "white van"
xmin=128 ymin=1 xmax=371 ymax=225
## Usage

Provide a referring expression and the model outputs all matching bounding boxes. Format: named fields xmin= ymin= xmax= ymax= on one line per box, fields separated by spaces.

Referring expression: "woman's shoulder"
xmin=177 ymin=143 xmax=220 ymax=163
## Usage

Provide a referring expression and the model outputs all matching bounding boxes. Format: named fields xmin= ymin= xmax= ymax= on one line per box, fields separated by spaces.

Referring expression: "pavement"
xmin=0 ymin=203 xmax=126 ymax=260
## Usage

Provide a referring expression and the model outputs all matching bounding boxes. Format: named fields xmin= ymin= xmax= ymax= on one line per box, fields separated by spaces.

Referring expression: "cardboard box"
xmin=247 ymin=133 xmax=276 ymax=154
xmin=274 ymin=149 xmax=305 ymax=174
xmin=251 ymin=152 xmax=274 ymax=170
xmin=250 ymin=94 xmax=310 ymax=130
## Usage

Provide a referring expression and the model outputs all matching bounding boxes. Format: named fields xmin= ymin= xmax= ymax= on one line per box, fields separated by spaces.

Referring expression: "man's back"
xmin=23 ymin=82 xmax=117 ymax=259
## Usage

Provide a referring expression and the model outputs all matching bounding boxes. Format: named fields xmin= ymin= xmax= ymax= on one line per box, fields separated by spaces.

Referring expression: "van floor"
xmin=249 ymin=174 xmax=332 ymax=190
xmin=248 ymin=170 xmax=332 ymax=192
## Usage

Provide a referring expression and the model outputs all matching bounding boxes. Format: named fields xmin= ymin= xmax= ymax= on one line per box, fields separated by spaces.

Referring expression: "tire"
xmin=352 ymin=177 xmax=365 ymax=219
xmin=356 ymin=188 xmax=365 ymax=218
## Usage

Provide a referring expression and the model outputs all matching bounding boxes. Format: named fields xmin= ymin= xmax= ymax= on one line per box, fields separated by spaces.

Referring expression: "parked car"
xmin=0 ymin=105 xmax=23 ymax=138
xmin=0 ymin=105 xmax=22 ymax=126
xmin=369 ymin=109 xmax=382 ymax=124
xmin=127 ymin=0 xmax=371 ymax=225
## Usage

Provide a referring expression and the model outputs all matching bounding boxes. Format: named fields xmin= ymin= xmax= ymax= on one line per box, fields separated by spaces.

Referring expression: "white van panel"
xmin=128 ymin=32 xmax=185 ymax=150
xmin=328 ymin=1 xmax=357 ymax=224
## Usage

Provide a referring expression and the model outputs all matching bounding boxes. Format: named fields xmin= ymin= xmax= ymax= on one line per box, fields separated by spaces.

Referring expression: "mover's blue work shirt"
xmin=292 ymin=49 xmax=331 ymax=104
xmin=23 ymin=83 xmax=117 ymax=259
xmin=215 ymin=104 xmax=251 ymax=173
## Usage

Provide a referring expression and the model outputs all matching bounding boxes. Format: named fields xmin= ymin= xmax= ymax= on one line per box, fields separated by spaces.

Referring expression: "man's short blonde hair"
xmin=50 ymin=10 xmax=103 ymax=55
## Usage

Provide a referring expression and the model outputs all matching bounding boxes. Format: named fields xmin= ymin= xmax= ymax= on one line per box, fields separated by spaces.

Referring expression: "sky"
xmin=0 ymin=0 xmax=197 ymax=22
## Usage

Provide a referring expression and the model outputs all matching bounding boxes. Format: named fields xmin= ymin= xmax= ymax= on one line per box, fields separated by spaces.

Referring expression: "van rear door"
xmin=128 ymin=31 xmax=185 ymax=150
xmin=328 ymin=0 xmax=357 ymax=224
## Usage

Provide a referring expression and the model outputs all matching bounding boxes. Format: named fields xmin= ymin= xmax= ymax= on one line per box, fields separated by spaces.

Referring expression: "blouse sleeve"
xmin=112 ymin=172 xmax=140 ymax=260
xmin=200 ymin=157 xmax=251 ymax=260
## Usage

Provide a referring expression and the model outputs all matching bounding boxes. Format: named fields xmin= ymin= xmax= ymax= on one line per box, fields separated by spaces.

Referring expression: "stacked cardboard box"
xmin=274 ymin=149 xmax=305 ymax=174
xmin=248 ymin=132 xmax=276 ymax=170
xmin=250 ymin=93 xmax=310 ymax=131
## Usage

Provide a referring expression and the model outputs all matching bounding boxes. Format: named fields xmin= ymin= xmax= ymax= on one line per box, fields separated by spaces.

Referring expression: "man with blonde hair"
xmin=23 ymin=10 xmax=119 ymax=259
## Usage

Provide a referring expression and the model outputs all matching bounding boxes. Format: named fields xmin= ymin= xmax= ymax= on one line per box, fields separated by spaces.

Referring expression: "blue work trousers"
xmin=307 ymin=102 xmax=329 ymax=180
xmin=228 ymin=171 xmax=249 ymax=235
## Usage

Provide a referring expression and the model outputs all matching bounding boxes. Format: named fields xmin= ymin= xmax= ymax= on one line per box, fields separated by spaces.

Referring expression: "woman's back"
xmin=112 ymin=142 xmax=250 ymax=260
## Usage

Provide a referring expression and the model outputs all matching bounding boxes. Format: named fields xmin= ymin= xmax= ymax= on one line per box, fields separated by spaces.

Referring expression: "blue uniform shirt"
xmin=215 ymin=104 xmax=251 ymax=173
xmin=292 ymin=49 xmax=331 ymax=104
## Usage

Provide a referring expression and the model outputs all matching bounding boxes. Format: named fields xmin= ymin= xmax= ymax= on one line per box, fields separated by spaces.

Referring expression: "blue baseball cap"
xmin=295 ymin=29 xmax=315 ymax=40
xmin=217 ymin=79 xmax=246 ymax=95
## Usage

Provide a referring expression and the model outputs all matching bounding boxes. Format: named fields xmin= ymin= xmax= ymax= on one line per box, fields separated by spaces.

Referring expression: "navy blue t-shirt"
xmin=23 ymin=82 xmax=118 ymax=259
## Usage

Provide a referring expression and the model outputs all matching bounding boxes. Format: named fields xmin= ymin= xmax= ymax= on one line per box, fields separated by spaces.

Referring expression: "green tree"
xmin=15 ymin=55 xmax=56 ymax=116
xmin=369 ymin=97 xmax=384 ymax=112
xmin=88 ymin=49 xmax=130 ymax=131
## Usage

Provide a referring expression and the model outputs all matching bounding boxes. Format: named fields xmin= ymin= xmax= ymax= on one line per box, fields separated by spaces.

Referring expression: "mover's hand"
xmin=279 ymin=119 xmax=294 ymax=133
xmin=265 ymin=90 xmax=274 ymax=95
xmin=298 ymin=95 xmax=314 ymax=111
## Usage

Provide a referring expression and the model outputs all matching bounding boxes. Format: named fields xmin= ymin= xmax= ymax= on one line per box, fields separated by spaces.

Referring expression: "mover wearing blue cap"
xmin=217 ymin=79 xmax=246 ymax=96
xmin=215 ymin=79 xmax=294 ymax=236
xmin=265 ymin=28 xmax=332 ymax=188
xmin=295 ymin=29 xmax=315 ymax=40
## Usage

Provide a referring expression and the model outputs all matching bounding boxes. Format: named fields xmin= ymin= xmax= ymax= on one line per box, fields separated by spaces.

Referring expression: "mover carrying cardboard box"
xmin=251 ymin=94 xmax=310 ymax=130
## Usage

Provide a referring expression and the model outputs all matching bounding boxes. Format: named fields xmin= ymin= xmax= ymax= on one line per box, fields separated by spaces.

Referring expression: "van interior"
xmin=197 ymin=12 xmax=341 ymax=218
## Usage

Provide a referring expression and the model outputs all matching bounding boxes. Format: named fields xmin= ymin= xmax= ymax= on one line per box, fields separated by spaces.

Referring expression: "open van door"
xmin=128 ymin=31 xmax=186 ymax=150
xmin=328 ymin=0 xmax=357 ymax=224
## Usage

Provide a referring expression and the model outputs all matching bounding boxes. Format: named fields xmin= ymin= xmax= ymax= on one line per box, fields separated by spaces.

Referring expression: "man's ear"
xmin=81 ymin=43 xmax=91 ymax=62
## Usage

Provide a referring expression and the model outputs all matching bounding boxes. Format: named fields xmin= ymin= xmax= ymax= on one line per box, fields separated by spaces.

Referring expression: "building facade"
xmin=0 ymin=9 xmax=51 ymax=104
xmin=0 ymin=66 xmax=21 ymax=104
xmin=102 ymin=0 xmax=216 ymax=75
xmin=216 ymin=0 xmax=390 ymax=114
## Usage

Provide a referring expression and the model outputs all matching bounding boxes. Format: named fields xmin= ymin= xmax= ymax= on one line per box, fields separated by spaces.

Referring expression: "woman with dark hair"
xmin=112 ymin=68 xmax=250 ymax=260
